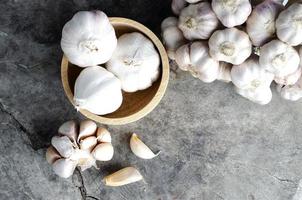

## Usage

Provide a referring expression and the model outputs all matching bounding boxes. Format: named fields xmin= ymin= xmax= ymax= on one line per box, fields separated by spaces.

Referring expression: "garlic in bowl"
xmin=61 ymin=17 xmax=169 ymax=125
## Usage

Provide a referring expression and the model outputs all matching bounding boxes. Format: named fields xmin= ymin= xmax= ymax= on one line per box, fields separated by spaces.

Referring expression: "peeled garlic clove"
xmin=96 ymin=127 xmax=112 ymax=143
xmin=275 ymin=67 xmax=302 ymax=86
xmin=46 ymin=146 xmax=61 ymax=164
xmin=78 ymin=120 xmax=97 ymax=142
xmin=246 ymin=0 xmax=284 ymax=46
xmin=58 ymin=120 xmax=78 ymax=144
xmin=92 ymin=143 xmax=114 ymax=161
xmin=52 ymin=158 xmax=77 ymax=178
xmin=103 ymin=167 xmax=143 ymax=187
xmin=74 ymin=66 xmax=123 ymax=115
xmin=162 ymin=26 xmax=186 ymax=60
xmin=161 ymin=17 xmax=178 ymax=31
xmin=217 ymin=62 xmax=232 ymax=83
xmin=130 ymin=133 xmax=160 ymax=159
xmin=51 ymin=136 xmax=75 ymax=158
xmin=79 ymin=136 xmax=97 ymax=151
xmin=171 ymin=0 xmax=187 ymax=15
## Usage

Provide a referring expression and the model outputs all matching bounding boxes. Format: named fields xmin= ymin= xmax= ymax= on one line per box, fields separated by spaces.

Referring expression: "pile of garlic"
xmin=163 ymin=0 xmax=302 ymax=104
xmin=46 ymin=120 xmax=114 ymax=178
xmin=61 ymin=10 xmax=160 ymax=114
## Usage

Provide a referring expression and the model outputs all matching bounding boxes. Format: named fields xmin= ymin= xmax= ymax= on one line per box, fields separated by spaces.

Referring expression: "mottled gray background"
xmin=1 ymin=0 xmax=302 ymax=200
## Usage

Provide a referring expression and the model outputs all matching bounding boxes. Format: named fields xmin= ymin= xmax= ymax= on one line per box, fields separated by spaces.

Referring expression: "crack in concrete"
xmin=74 ymin=168 xmax=100 ymax=200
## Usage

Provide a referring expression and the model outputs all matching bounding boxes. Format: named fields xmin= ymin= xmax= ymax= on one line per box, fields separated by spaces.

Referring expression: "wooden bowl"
xmin=61 ymin=17 xmax=169 ymax=125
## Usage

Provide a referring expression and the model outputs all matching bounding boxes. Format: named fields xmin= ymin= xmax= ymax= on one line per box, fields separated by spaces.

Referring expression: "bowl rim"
xmin=61 ymin=17 xmax=169 ymax=125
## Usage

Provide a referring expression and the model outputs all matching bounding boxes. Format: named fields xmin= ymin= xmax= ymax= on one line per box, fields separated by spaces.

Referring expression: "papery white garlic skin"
xmin=231 ymin=57 xmax=274 ymax=90
xmin=130 ymin=133 xmax=159 ymax=159
xmin=51 ymin=136 xmax=75 ymax=158
xmin=78 ymin=120 xmax=97 ymax=142
xmin=70 ymin=149 xmax=97 ymax=171
xmin=259 ymin=40 xmax=300 ymax=77
xmin=74 ymin=66 xmax=123 ymax=115
xmin=103 ymin=167 xmax=143 ymax=187
xmin=52 ymin=159 xmax=77 ymax=178
xmin=46 ymin=146 xmax=61 ymax=164
xmin=217 ymin=62 xmax=232 ymax=83
xmin=61 ymin=10 xmax=117 ymax=67
xmin=274 ymin=67 xmax=301 ymax=86
xmin=211 ymin=0 xmax=252 ymax=27
xmin=96 ymin=127 xmax=112 ymax=143
xmin=162 ymin=26 xmax=186 ymax=60
xmin=172 ymin=0 xmax=187 ymax=15
xmin=209 ymin=28 xmax=252 ymax=65
xmin=235 ymin=86 xmax=272 ymax=105
xmin=276 ymin=2 xmax=302 ymax=46
xmin=92 ymin=143 xmax=114 ymax=161
xmin=175 ymin=42 xmax=220 ymax=82
xmin=58 ymin=120 xmax=78 ymax=144
xmin=178 ymin=2 xmax=219 ymax=40
xmin=161 ymin=17 xmax=178 ymax=31
xmin=106 ymin=32 xmax=160 ymax=92
xmin=246 ymin=0 xmax=283 ymax=46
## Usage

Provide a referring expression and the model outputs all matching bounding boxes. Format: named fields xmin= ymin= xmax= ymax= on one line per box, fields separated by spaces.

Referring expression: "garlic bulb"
xmin=235 ymin=86 xmax=272 ymax=105
xmin=172 ymin=0 xmax=187 ymax=15
xmin=209 ymin=28 xmax=252 ymax=65
xmin=106 ymin=32 xmax=160 ymax=92
xmin=276 ymin=2 xmax=302 ymax=46
xmin=217 ymin=62 xmax=232 ymax=83
xmin=130 ymin=133 xmax=160 ymax=159
xmin=46 ymin=120 xmax=114 ymax=178
xmin=211 ymin=0 xmax=252 ymax=27
xmin=161 ymin=17 xmax=178 ymax=31
xmin=103 ymin=167 xmax=143 ymax=187
xmin=162 ymin=25 xmax=186 ymax=60
xmin=259 ymin=40 xmax=300 ymax=77
xmin=178 ymin=2 xmax=219 ymax=40
xmin=277 ymin=77 xmax=302 ymax=101
xmin=61 ymin=10 xmax=117 ymax=67
xmin=74 ymin=66 xmax=123 ymax=115
xmin=175 ymin=42 xmax=220 ymax=82
xmin=246 ymin=0 xmax=284 ymax=46
xmin=231 ymin=57 xmax=274 ymax=90
xmin=274 ymin=67 xmax=301 ymax=86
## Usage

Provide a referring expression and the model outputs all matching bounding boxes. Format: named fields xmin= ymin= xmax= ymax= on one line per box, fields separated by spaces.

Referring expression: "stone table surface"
xmin=1 ymin=0 xmax=302 ymax=200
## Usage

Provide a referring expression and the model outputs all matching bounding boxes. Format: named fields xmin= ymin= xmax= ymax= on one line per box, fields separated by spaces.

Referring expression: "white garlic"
xmin=274 ymin=67 xmax=301 ymax=86
xmin=172 ymin=0 xmax=187 ymax=15
xmin=161 ymin=17 xmax=178 ymax=31
xmin=52 ymin=159 xmax=77 ymax=178
xmin=92 ymin=143 xmax=114 ymax=161
xmin=231 ymin=57 xmax=274 ymax=90
xmin=103 ymin=167 xmax=143 ymax=187
xmin=96 ymin=127 xmax=112 ymax=143
xmin=246 ymin=0 xmax=284 ymax=46
xmin=178 ymin=2 xmax=219 ymax=40
xmin=259 ymin=40 xmax=300 ymax=77
xmin=79 ymin=136 xmax=97 ymax=151
xmin=209 ymin=28 xmax=252 ymax=65
xmin=130 ymin=133 xmax=160 ymax=159
xmin=46 ymin=146 xmax=61 ymax=164
xmin=70 ymin=149 xmax=97 ymax=171
xmin=51 ymin=136 xmax=75 ymax=158
xmin=106 ymin=32 xmax=160 ymax=92
xmin=217 ymin=62 xmax=232 ymax=83
xmin=276 ymin=2 xmax=302 ymax=46
xmin=235 ymin=86 xmax=272 ymax=105
xmin=58 ymin=120 xmax=78 ymax=144
xmin=211 ymin=0 xmax=252 ymax=27
xmin=175 ymin=42 xmax=220 ymax=82
xmin=78 ymin=120 xmax=97 ymax=142
xmin=74 ymin=66 xmax=123 ymax=115
xmin=186 ymin=0 xmax=202 ymax=3
xmin=61 ymin=10 xmax=117 ymax=67
xmin=162 ymin=26 xmax=186 ymax=60
xmin=277 ymin=77 xmax=302 ymax=101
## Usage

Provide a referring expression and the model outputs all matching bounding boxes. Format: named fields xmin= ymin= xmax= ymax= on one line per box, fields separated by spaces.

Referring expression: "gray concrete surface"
xmin=1 ymin=0 xmax=302 ymax=200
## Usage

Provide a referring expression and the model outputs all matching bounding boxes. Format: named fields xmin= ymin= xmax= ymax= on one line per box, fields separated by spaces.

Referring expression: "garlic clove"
xmin=92 ymin=143 xmax=114 ymax=161
xmin=130 ymin=133 xmax=160 ymax=159
xmin=58 ymin=120 xmax=78 ymax=144
xmin=79 ymin=136 xmax=97 ymax=151
xmin=275 ymin=67 xmax=302 ymax=86
xmin=217 ymin=62 xmax=232 ymax=83
xmin=78 ymin=120 xmax=97 ymax=142
xmin=46 ymin=146 xmax=61 ymax=164
xmin=96 ymin=127 xmax=112 ymax=143
xmin=103 ymin=167 xmax=143 ymax=187
xmin=51 ymin=136 xmax=75 ymax=158
xmin=52 ymin=158 xmax=77 ymax=178
xmin=171 ymin=0 xmax=187 ymax=16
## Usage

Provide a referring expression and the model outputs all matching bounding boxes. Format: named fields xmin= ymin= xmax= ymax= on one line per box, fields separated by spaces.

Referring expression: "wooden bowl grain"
xmin=61 ymin=17 xmax=169 ymax=125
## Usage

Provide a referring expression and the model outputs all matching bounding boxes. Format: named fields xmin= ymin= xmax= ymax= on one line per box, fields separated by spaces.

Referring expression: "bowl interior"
xmin=66 ymin=20 xmax=162 ymax=119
